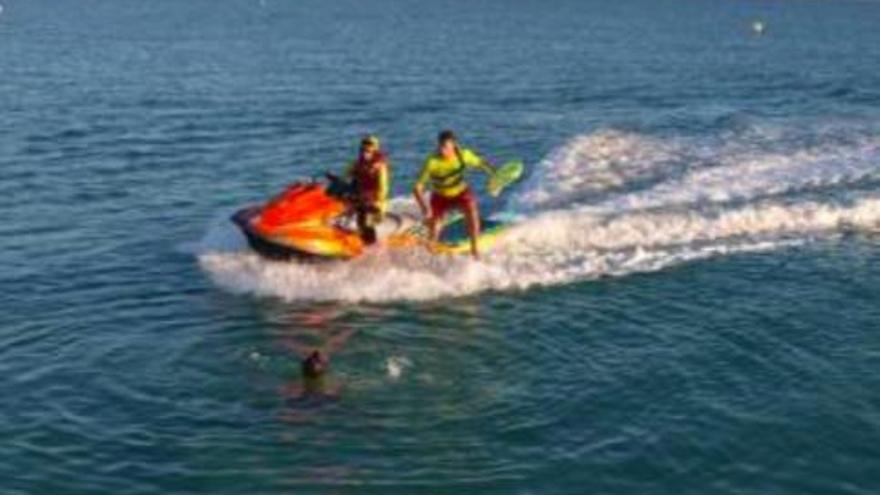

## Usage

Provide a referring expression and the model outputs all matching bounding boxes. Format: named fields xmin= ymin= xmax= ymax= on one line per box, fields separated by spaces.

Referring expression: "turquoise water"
xmin=3 ymin=0 xmax=880 ymax=493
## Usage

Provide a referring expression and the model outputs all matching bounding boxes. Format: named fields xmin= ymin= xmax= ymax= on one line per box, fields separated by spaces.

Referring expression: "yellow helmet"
xmin=361 ymin=135 xmax=380 ymax=149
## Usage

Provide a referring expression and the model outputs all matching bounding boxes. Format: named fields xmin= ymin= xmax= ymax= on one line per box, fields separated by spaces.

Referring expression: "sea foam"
xmin=197 ymin=124 xmax=880 ymax=302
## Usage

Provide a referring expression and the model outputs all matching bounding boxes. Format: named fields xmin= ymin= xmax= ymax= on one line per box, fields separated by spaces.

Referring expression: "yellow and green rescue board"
xmin=488 ymin=161 xmax=524 ymax=197
xmin=434 ymin=215 xmax=509 ymax=255
xmin=386 ymin=214 xmax=511 ymax=256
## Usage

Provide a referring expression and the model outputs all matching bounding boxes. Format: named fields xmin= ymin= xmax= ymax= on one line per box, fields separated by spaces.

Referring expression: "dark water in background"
xmin=3 ymin=0 xmax=880 ymax=493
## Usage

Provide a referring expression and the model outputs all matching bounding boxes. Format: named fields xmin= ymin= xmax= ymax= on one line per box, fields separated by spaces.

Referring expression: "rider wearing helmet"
xmin=345 ymin=135 xmax=390 ymax=244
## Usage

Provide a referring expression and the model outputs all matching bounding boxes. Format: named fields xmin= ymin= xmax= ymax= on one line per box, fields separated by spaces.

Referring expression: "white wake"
xmin=197 ymin=123 xmax=880 ymax=302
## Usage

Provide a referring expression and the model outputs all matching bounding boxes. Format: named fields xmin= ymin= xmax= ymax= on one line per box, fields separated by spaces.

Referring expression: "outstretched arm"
xmin=413 ymin=183 xmax=429 ymax=218
xmin=413 ymin=161 xmax=431 ymax=218
xmin=477 ymin=159 xmax=496 ymax=176
xmin=464 ymin=149 xmax=495 ymax=175
xmin=279 ymin=337 xmax=313 ymax=359
xmin=325 ymin=327 xmax=356 ymax=356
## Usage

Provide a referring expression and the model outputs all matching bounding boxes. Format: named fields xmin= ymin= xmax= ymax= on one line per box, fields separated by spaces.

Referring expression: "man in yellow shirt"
xmin=413 ymin=130 xmax=495 ymax=259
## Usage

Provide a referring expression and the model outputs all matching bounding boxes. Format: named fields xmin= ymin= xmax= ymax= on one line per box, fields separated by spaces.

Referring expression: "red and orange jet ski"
xmin=232 ymin=174 xmax=516 ymax=261
xmin=232 ymin=176 xmax=384 ymax=261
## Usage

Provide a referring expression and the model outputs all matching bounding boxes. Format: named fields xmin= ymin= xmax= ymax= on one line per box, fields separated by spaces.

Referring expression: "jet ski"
xmin=232 ymin=161 xmax=525 ymax=261
xmin=231 ymin=175 xmax=405 ymax=261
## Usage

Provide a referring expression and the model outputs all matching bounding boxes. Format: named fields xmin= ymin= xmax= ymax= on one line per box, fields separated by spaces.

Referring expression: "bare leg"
xmin=427 ymin=216 xmax=439 ymax=242
xmin=358 ymin=205 xmax=383 ymax=245
xmin=464 ymin=201 xmax=481 ymax=260
xmin=427 ymin=214 xmax=447 ymax=245
xmin=325 ymin=327 xmax=356 ymax=356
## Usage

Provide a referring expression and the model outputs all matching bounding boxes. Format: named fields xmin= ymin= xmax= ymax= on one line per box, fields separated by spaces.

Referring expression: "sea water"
xmin=2 ymin=0 xmax=880 ymax=493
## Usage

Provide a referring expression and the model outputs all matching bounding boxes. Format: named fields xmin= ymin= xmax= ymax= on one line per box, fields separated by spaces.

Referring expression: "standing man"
xmin=413 ymin=130 xmax=495 ymax=259
xmin=345 ymin=135 xmax=390 ymax=245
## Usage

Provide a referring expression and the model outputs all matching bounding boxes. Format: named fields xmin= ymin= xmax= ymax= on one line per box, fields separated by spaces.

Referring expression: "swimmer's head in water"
xmin=302 ymin=350 xmax=328 ymax=379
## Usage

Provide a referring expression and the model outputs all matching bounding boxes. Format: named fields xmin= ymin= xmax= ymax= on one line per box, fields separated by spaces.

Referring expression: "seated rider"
xmin=345 ymin=135 xmax=390 ymax=245
xmin=413 ymin=130 xmax=495 ymax=259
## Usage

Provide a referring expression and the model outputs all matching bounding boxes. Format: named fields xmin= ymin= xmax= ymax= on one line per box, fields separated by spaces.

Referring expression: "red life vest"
xmin=351 ymin=151 xmax=386 ymax=202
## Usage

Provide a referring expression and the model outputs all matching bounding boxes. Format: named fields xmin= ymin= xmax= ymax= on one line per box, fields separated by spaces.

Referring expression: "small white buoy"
xmin=752 ymin=20 xmax=766 ymax=36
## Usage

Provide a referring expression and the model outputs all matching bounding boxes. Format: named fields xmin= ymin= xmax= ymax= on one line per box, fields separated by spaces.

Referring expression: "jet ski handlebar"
xmin=322 ymin=172 xmax=354 ymax=200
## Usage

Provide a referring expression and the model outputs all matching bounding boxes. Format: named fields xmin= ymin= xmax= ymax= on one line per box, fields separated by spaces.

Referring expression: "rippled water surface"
xmin=3 ymin=0 xmax=880 ymax=493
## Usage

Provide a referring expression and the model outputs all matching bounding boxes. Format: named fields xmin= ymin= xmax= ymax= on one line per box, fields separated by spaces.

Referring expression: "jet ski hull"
xmin=230 ymin=181 xmax=512 ymax=262
xmin=231 ymin=206 xmax=351 ymax=261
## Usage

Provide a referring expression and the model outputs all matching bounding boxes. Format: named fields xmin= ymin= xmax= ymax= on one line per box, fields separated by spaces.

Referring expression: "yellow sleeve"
xmin=462 ymin=148 xmax=493 ymax=174
xmin=377 ymin=162 xmax=390 ymax=213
